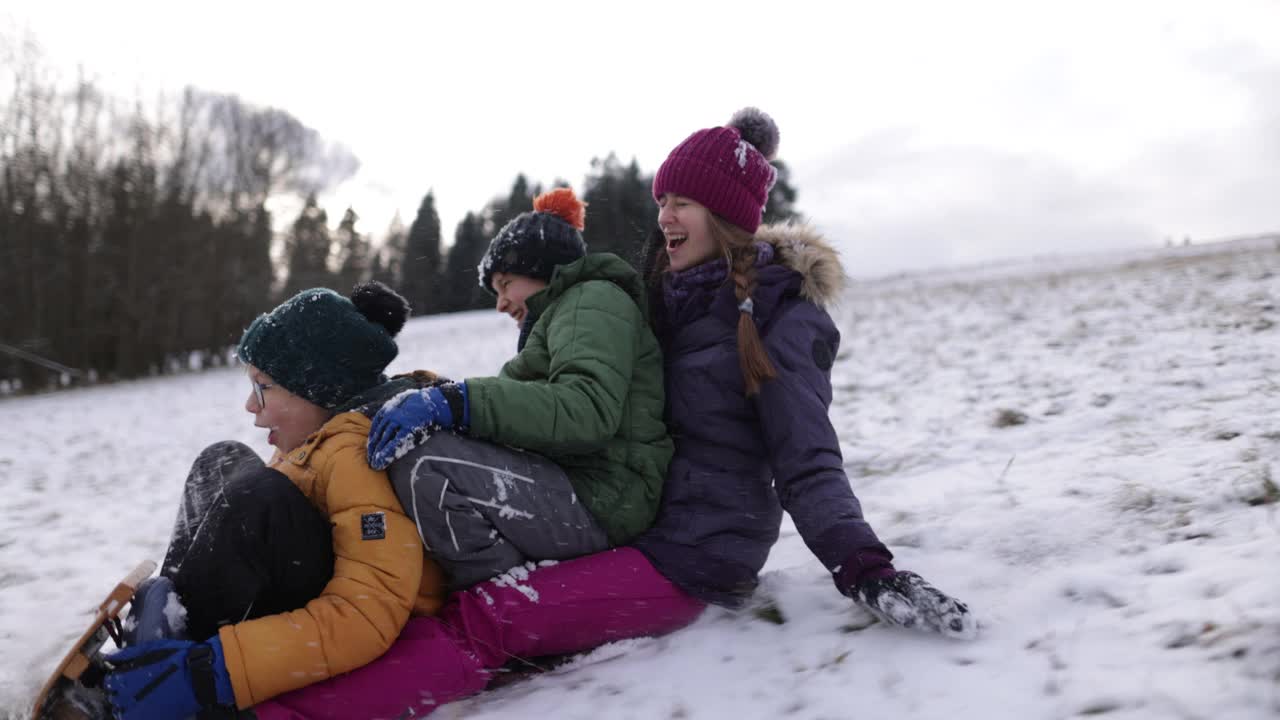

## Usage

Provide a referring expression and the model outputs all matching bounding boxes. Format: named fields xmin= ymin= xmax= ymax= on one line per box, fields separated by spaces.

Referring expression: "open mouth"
xmin=665 ymin=233 xmax=688 ymax=252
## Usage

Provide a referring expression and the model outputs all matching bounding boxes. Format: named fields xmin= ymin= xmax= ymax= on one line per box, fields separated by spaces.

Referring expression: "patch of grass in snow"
xmin=1077 ymin=698 xmax=1127 ymax=715
xmin=845 ymin=451 xmax=946 ymax=478
xmin=992 ymin=408 xmax=1029 ymax=427
xmin=751 ymin=602 xmax=786 ymax=625
xmin=1112 ymin=483 xmax=1158 ymax=512
xmin=1243 ymin=466 xmax=1278 ymax=506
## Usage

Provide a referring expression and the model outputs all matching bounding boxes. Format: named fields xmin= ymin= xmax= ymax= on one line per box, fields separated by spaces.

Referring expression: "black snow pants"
xmin=161 ymin=441 xmax=334 ymax=640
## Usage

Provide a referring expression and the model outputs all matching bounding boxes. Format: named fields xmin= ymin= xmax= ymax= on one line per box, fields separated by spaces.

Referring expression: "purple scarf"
xmin=661 ymin=242 xmax=775 ymax=320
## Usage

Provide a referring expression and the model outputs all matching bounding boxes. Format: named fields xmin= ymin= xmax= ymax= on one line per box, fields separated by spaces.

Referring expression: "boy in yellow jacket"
xmin=99 ymin=282 xmax=445 ymax=719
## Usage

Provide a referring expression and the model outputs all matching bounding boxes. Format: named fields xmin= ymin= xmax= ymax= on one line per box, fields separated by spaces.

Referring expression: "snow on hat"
xmin=477 ymin=188 xmax=588 ymax=294
xmin=652 ymin=107 xmax=780 ymax=233
xmin=237 ymin=282 xmax=409 ymax=409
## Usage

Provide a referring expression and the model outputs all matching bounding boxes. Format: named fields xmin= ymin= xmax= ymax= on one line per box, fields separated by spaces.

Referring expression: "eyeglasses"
xmin=250 ymin=379 xmax=275 ymax=408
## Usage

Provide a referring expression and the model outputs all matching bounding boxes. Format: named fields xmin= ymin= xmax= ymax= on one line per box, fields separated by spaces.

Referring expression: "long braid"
xmin=653 ymin=209 xmax=778 ymax=396
xmin=716 ymin=216 xmax=777 ymax=396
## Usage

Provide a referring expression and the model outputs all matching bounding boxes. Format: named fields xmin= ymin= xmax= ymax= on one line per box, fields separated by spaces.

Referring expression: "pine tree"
xmin=243 ymin=204 xmax=276 ymax=318
xmin=401 ymin=192 xmax=442 ymax=315
xmin=373 ymin=211 xmax=407 ymax=292
xmin=215 ymin=204 xmax=274 ymax=355
xmin=283 ymin=193 xmax=334 ymax=296
xmin=485 ymin=174 xmax=534 ymax=237
xmin=763 ymin=159 xmax=801 ymax=225
xmin=581 ymin=154 xmax=657 ymax=270
xmin=334 ymin=207 xmax=372 ymax=291
xmin=441 ymin=212 xmax=490 ymax=312
xmin=433 ymin=175 xmax=537 ymax=314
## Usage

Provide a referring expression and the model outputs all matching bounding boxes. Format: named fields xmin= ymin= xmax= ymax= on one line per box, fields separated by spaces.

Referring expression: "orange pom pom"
xmin=533 ymin=188 xmax=586 ymax=231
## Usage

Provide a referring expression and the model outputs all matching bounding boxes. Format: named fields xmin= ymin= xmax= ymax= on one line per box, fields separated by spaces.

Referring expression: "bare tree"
xmin=0 ymin=33 xmax=362 ymax=393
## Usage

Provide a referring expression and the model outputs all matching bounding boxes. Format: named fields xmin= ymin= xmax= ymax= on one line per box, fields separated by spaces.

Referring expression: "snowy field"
xmin=2 ymin=237 xmax=1278 ymax=719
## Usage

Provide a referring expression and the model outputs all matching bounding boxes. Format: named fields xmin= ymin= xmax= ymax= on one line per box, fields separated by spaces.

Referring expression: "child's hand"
xmin=367 ymin=384 xmax=468 ymax=470
xmin=853 ymin=571 xmax=978 ymax=639
xmin=104 ymin=637 xmax=235 ymax=720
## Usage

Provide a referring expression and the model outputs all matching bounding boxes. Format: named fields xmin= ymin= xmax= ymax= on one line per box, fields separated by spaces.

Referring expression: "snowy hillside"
xmin=2 ymin=238 xmax=1278 ymax=719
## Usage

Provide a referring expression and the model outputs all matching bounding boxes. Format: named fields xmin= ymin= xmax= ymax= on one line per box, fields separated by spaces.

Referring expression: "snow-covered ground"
xmin=3 ymin=237 xmax=1278 ymax=719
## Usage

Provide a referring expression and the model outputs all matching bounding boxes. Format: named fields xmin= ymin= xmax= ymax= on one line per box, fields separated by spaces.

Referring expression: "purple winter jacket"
xmin=633 ymin=224 xmax=889 ymax=607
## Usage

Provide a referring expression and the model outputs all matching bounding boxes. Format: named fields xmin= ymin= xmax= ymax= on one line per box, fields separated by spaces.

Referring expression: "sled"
xmin=30 ymin=560 xmax=157 ymax=720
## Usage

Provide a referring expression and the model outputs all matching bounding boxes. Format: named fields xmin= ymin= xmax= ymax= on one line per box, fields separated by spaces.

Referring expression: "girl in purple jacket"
xmin=250 ymin=109 xmax=975 ymax=720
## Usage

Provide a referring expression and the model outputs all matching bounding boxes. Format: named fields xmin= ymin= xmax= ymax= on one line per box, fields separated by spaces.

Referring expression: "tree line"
xmin=390 ymin=154 xmax=800 ymax=318
xmin=0 ymin=43 xmax=799 ymax=394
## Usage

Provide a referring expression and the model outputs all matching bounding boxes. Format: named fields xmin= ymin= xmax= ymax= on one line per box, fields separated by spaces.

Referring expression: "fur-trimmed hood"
xmin=755 ymin=223 xmax=847 ymax=308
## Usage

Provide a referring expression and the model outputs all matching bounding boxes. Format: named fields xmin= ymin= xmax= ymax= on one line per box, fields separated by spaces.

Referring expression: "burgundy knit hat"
xmin=652 ymin=107 xmax=780 ymax=233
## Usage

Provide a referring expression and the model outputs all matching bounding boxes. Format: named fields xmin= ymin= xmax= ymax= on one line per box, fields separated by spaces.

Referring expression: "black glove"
xmin=854 ymin=570 xmax=977 ymax=639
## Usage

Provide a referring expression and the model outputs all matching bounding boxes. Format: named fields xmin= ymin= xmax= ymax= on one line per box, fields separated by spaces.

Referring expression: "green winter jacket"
xmin=466 ymin=253 xmax=671 ymax=544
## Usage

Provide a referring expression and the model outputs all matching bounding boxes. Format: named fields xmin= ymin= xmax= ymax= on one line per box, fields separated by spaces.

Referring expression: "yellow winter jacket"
xmin=217 ymin=412 xmax=446 ymax=708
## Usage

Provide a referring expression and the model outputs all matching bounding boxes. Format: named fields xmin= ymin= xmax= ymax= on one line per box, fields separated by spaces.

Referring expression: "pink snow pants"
xmin=253 ymin=548 xmax=706 ymax=719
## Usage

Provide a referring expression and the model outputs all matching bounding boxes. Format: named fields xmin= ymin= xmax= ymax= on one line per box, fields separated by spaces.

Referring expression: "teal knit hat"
xmin=237 ymin=282 xmax=410 ymax=409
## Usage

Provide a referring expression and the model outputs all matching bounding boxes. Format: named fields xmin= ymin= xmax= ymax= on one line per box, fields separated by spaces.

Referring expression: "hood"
xmin=754 ymin=223 xmax=847 ymax=308
xmin=527 ymin=252 xmax=649 ymax=319
xmin=339 ymin=370 xmax=453 ymax=419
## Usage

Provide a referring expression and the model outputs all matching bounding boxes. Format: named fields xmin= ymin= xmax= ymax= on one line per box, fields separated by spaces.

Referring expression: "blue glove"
xmin=368 ymin=382 xmax=469 ymax=470
xmin=103 ymin=636 xmax=236 ymax=720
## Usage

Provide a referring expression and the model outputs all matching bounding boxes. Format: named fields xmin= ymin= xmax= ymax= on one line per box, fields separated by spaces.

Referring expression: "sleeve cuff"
xmin=833 ymin=545 xmax=896 ymax=596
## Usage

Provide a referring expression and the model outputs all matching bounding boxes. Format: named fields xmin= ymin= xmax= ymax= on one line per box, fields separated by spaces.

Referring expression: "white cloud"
xmin=799 ymin=131 xmax=1158 ymax=276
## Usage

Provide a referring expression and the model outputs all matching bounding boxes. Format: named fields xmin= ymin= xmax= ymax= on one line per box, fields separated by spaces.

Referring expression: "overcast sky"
xmin=6 ymin=0 xmax=1279 ymax=276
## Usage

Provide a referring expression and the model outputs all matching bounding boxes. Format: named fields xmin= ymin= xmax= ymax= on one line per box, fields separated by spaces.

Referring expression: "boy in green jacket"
xmin=367 ymin=188 xmax=672 ymax=591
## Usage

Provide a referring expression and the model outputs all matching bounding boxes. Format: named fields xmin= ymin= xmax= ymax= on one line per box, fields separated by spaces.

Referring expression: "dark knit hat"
xmin=237 ymin=282 xmax=410 ymax=409
xmin=478 ymin=188 xmax=588 ymax=294
xmin=652 ymin=107 xmax=780 ymax=233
